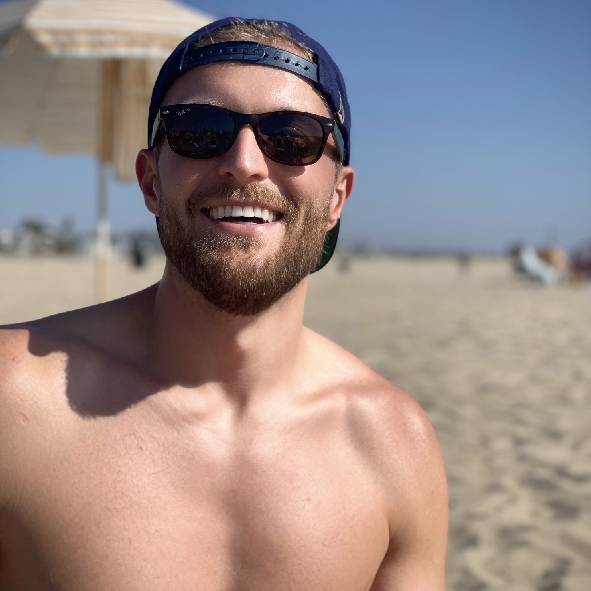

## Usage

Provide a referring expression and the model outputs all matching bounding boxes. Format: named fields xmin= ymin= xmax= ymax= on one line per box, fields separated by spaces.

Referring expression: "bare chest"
xmin=5 ymin=408 xmax=390 ymax=591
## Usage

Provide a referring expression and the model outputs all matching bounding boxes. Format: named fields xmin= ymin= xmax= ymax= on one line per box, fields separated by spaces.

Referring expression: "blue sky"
xmin=1 ymin=0 xmax=590 ymax=253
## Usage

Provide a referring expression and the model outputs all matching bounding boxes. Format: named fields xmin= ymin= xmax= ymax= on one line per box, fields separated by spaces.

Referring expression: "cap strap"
xmin=180 ymin=41 xmax=318 ymax=83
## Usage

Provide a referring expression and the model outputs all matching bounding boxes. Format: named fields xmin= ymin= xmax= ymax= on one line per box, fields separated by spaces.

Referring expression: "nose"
xmin=216 ymin=125 xmax=269 ymax=184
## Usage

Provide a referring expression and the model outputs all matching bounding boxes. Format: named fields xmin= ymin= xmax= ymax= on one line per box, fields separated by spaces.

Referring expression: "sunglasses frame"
xmin=151 ymin=103 xmax=345 ymax=166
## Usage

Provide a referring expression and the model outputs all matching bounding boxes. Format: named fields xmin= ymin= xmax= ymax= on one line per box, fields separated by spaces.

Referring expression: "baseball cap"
xmin=148 ymin=17 xmax=351 ymax=272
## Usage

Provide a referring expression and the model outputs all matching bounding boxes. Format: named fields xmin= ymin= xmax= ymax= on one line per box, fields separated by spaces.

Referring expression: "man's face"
xmin=143 ymin=61 xmax=348 ymax=316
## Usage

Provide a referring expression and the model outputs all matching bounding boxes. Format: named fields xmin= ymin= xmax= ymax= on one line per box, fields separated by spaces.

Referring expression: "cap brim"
xmin=312 ymin=219 xmax=339 ymax=273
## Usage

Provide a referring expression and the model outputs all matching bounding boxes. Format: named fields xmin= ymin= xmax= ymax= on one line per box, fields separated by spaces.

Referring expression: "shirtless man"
xmin=0 ymin=17 xmax=447 ymax=590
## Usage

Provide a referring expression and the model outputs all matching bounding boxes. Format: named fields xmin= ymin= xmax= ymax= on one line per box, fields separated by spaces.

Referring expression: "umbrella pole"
xmin=95 ymin=60 xmax=116 ymax=303
xmin=95 ymin=161 xmax=110 ymax=302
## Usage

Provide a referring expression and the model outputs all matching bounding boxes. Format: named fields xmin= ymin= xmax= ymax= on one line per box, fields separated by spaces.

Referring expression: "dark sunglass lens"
xmin=258 ymin=112 xmax=324 ymax=165
xmin=166 ymin=106 xmax=235 ymax=158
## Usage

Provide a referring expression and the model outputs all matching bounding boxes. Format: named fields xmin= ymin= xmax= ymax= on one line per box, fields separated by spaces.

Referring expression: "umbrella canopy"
xmin=0 ymin=0 xmax=213 ymax=300
xmin=0 ymin=0 xmax=213 ymax=180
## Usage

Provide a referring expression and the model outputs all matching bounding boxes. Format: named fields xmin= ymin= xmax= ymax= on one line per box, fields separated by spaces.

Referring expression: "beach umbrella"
xmin=0 ymin=0 xmax=212 ymax=300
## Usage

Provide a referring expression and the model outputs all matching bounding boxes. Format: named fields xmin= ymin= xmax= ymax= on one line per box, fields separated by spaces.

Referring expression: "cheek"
xmin=277 ymin=161 xmax=336 ymax=205
xmin=312 ymin=157 xmax=338 ymax=193
xmin=157 ymin=151 xmax=212 ymax=198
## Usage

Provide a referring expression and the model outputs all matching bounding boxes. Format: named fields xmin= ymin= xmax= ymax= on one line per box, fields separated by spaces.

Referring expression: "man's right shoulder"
xmin=0 ymin=285 xmax=156 ymax=381
xmin=0 ymin=322 xmax=68 ymax=388
xmin=0 ymin=322 xmax=71 ymax=419
xmin=0 ymin=325 xmax=49 ymax=391
xmin=0 ymin=302 xmax=122 ymax=412
xmin=0 ymin=324 xmax=67 ymax=509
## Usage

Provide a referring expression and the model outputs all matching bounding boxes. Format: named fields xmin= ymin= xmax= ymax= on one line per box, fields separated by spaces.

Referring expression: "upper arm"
xmin=370 ymin=394 xmax=448 ymax=590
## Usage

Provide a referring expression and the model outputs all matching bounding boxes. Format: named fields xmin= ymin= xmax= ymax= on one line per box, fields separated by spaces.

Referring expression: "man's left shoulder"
xmin=306 ymin=332 xmax=448 ymax=586
xmin=335 ymin=345 xmax=448 ymax=553
xmin=348 ymin=360 xmax=441 ymax=467
xmin=307 ymin=329 xmax=444 ymax=479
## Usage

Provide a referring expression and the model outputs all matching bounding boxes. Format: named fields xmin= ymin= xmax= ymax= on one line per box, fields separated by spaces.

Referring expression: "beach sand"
xmin=1 ymin=253 xmax=590 ymax=590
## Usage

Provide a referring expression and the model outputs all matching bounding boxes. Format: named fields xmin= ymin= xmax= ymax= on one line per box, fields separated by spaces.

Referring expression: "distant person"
xmin=538 ymin=246 xmax=568 ymax=278
xmin=457 ymin=251 xmax=471 ymax=273
xmin=571 ymin=240 xmax=591 ymax=282
xmin=518 ymin=245 xmax=559 ymax=284
xmin=337 ymin=252 xmax=352 ymax=273
xmin=512 ymin=244 xmax=565 ymax=285
xmin=0 ymin=18 xmax=447 ymax=589
xmin=129 ymin=235 xmax=146 ymax=268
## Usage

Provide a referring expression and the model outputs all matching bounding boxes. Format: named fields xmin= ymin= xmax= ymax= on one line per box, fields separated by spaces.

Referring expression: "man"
xmin=0 ymin=17 xmax=447 ymax=590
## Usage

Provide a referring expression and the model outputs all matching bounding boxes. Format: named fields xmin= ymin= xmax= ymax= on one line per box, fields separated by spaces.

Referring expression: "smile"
xmin=200 ymin=205 xmax=284 ymax=225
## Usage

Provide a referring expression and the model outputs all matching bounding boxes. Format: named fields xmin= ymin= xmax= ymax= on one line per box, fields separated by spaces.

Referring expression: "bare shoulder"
xmin=0 ymin=323 xmax=66 ymax=404
xmin=0 ymin=325 xmax=65 ymax=509
xmin=305 ymin=327 xmax=441 ymax=450
xmin=0 ymin=302 xmax=119 ymax=402
xmin=0 ymin=284 xmax=157 ymax=410
xmin=304 ymin=328 xmax=448 ymax=531
xmin=0 ymin=283 xmax=156 ymax=371
xmin=305 ymin=329 xmax=448 ymax=587
xmin=0 ymin=286 xmax=156 ymax=507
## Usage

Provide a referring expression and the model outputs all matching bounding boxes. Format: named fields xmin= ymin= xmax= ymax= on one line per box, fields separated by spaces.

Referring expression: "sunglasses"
xmin=151 ymin=103 xmax=344 ymax=166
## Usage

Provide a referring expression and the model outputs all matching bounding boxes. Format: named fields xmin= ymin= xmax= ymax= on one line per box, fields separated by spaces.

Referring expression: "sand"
xmin=1 ymin=253 xmax=590 ymax=590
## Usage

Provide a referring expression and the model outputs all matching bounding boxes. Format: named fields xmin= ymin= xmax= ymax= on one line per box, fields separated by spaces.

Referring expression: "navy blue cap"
xmin=148 ymin=17 xmax=350 ymax=271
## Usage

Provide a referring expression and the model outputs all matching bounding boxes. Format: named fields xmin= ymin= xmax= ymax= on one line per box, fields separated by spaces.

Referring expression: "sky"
xmin=1 ymin=0 xmax=590 ymax=253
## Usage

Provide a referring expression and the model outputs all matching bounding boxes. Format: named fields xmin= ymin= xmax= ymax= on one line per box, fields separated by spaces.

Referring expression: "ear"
xmin=136 ymin=148 xmax=161 ymax=216
xmin=327 ymin=165 xmax=355 ymax=230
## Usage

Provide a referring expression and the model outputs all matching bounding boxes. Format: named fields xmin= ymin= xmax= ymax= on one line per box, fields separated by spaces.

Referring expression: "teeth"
xmin=206 ymin=206 xmax=278 ymax=222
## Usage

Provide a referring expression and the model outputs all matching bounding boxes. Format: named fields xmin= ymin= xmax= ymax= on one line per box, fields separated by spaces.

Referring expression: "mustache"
xmin=187 ymin=184 xmax=297 ymax=216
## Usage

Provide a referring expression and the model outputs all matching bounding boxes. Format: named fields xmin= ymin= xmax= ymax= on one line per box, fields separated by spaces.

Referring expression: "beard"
xmin=156 ymin=181 xmax=331 ymax=316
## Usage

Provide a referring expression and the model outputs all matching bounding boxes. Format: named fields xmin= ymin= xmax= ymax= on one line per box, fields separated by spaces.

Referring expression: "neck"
xmin=146 ymin=262 xmax=309 ymax=409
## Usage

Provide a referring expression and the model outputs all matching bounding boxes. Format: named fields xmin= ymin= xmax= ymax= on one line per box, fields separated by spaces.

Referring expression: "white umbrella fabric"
xmin=0 ymin=0 xmax=213 ymax=300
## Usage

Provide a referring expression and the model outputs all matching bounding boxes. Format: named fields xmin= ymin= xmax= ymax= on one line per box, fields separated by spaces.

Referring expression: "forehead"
xmin=162 ymin=62 xmax=331 ymax=117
